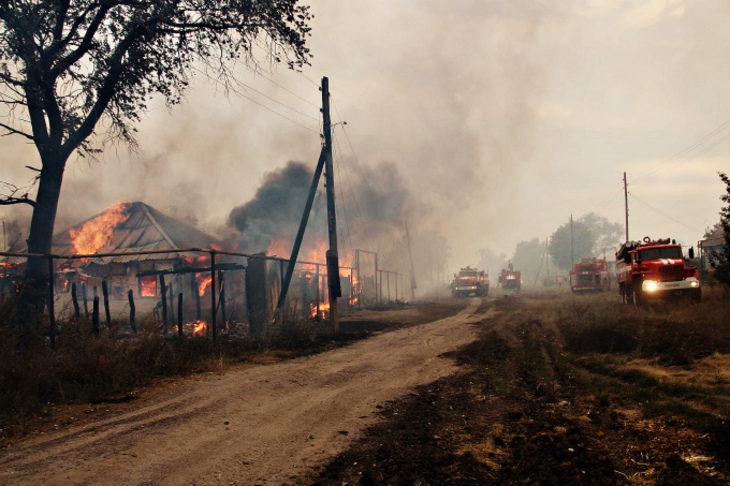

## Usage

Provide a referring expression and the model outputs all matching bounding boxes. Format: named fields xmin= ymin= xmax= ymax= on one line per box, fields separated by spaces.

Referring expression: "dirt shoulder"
xmin=0 ymin=298 xmax=480 ymax=485
xmin=305 ymin=292 xmax=730 ymax=485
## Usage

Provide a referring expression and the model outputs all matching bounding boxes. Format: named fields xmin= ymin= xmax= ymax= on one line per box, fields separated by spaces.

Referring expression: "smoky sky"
xmin=227 ymin=161 xmax=320 ymax=252
xmin=226 ymin=159 xmax=422 ymax=256
xmin=2 ymin=0 xmax=730 ymax=269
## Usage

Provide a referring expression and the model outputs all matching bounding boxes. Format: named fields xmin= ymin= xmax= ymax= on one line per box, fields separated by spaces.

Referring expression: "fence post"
xmin=191 ymin=272 xmax=201 ymax=321
xmin=395 ymin=272 xmax=399 ymax=302
xmin=160 ymin=274 xmax=168 ymax=329
xmin=102 ymin=280 xmax=111 ymax=328
xmin=82 ymin=283 xmax=89 ymax=317
xmin=168 ymin=278 xmax=175 ymax=324
xmin=92 ymin=296 xmax=100 ymax=335
xmin=47 ymin=256 xmax=56 ymax=347
xmin=316 ymin=263 xmax=320 ymax=318
xmin=71 ymin=282 xmax=80 ymax=319
xmin=177 ymin=292 xmax=183 ymax=337
xmin=356 ymin=251 xmax=361 ymax=309
xmin=219 ymin=270 xmax=226 ymax=331
xmin=128 ymin=290 xmax=137 ymax=334
xmin=211 ymin=251 xmax=217 ymax=340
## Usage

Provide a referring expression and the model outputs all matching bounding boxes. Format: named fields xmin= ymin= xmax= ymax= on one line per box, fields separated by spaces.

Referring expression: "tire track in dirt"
xmin=0 ymin=299 xmax=485 ymax=486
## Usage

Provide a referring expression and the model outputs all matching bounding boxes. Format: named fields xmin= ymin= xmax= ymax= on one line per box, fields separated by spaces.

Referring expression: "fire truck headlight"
xmin=643 ymin=280 xmax=658 ymax=292
xmin=691 ymin=281 xmax=699 ymax=288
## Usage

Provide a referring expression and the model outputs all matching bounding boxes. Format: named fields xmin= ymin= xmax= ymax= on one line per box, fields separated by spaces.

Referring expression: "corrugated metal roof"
xmin=52 ymin=202 xmax=222 ymax=264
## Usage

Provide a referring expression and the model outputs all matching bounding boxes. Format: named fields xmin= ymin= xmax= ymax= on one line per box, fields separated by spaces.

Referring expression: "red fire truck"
xmin=615 ymin=237 xmax=700 ymax=305
xmin=570 ymin=258 xmax=610 ymax=293
xmin=499 ymin=263 xmax=521 ymax=291
xmin=452 ymin=266 xmax=489 ymax=297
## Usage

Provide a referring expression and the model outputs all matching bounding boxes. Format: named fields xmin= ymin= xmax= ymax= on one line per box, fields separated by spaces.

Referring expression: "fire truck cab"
xmin=499 ymin=263 xmax=521 ymax=291
xmin=570 ymin=258 xmax=610 ymax=293
xmin=452 ymin=267 xmax=489 ymax=298
xmin=615 ymin=237 xmax=700 ymax=305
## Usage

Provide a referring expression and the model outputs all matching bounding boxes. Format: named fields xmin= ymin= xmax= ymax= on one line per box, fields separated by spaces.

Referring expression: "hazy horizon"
xmin=2 ymin=0 xmax=728 ymax=274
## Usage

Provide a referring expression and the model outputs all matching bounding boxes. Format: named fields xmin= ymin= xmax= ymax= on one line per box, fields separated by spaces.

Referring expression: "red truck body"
xmin=570 ymin=258 xmax=610 ymax=293
xmin=615 ymin=237 xmax=700 ymax=305
xmin=499 ymin=265 xmax=521 ymax=291
xmin=452 ymin=267 xmax=489 ymax=297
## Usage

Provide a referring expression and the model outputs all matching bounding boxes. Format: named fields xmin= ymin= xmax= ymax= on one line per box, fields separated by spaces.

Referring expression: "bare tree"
xmin=0 ymin=0 xmax=311 ymax=293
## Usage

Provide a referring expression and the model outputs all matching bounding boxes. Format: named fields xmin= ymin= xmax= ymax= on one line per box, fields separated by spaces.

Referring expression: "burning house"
xmin=50 ymin=201 xmax=225 ymax=299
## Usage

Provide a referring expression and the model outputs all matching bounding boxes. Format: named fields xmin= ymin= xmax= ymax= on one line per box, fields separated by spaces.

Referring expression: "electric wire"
xmin=192 ymin=67 xmax=319 ymax=134
xmin=297 ymin=71 xmax=321 ymax=88
xmin=243 ymin=65 xmax=320 ymax=109
xmin=588 ymin=183 xmax=624 ymax=217
xmin=333 ymin=137 xmax=355 ymax=268
xmin=331 ymin=98 xmax=377 ymax=195
xmin=332 ymin=130 xmax=364 ymax=231
xmin=232 ymin=78 xmax=319 ymax=122
xmin=330 ymin=97 xmax=379 ymax=257
xmin=628 ymin=192 xmax=703 ymax=234
xmin=631 ymin=117 xmax=730 ymax=187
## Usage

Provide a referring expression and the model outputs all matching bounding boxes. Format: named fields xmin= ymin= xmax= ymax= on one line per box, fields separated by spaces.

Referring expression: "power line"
xmin=192 ymin=67 xmax=319 ymax=134
xmin=243 ymin=65 xmax=320 ymax=109
xmin=588 ymin=184 xmax=624 ymax=216
xmin=632 ymin=117 xmax=730 ymax=187
xmin=297 ymin=71 xmax=321 ymax=88
xmin=628 ymin=192 xmax=703 ymax=234
xmin=233 ymin=78 xmax=319 ymax=121
xmin=331 ymin=98 xmax=376 ymax=195
xmin=333 ymin=139 xmax=355 ymax=266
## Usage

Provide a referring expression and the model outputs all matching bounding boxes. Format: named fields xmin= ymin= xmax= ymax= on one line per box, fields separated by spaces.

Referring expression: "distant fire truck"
xmin=452 ymin=266 xmax=489 ymax=298
xmin=615 ymin=237 xmax=700 ymax=305
xmin=570 ymin=258 xmax=610 ymax=293
xmin=499 ymin=263 xmax=521 ymax=291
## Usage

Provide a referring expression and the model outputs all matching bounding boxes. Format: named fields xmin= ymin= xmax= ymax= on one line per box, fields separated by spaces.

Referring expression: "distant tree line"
xmin=478 ymin=212 xmax=624 ymax=283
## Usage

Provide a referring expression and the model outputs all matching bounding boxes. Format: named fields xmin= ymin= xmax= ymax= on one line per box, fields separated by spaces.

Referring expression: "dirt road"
xmin=309 ymin=291 xmax=730 ymax=485
xmin=0 ymin=299 xmax=483 ymax=485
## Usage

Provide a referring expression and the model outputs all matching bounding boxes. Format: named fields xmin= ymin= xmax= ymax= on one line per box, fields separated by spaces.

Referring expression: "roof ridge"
xmin=139 ymin=202 xmax=177 ymax=248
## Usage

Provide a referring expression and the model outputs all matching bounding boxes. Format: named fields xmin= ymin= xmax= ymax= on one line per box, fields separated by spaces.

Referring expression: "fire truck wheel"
xmin=632 ymin=283 xmax=644 ymax=307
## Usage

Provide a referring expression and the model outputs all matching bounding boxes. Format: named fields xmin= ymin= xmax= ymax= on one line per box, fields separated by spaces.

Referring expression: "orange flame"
xmin=139 ymin=275 xmax=157 ymax=297
xmin=182 ymin=254 xmax=208 ymax=266
xmin=198 ymin=275 xmax=212 ymax=297
xmin=267 ymin=239 xmax=291 ymax=258
xmin=182 ymin=320 xmax=208 ymax=337
xmin=310 ymin=300 xmax=331 ymax=319
xmin=70 ymin=203 xmax=130 ymax=256
xmin=267 ymin=237 xmax=362 ymax=312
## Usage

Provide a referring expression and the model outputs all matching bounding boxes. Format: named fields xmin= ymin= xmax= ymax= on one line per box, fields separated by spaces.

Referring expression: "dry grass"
xmin=0 ymin=297 xmax=335 ymax=433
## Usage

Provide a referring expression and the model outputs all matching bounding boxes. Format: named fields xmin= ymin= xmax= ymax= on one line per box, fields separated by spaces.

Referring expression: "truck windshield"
xmin=637 ymin=247 xmax=683 ymax=261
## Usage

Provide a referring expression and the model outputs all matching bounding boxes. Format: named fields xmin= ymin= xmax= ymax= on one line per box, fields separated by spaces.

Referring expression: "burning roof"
xmin=50 ymin=202 xmax=222 ymax=263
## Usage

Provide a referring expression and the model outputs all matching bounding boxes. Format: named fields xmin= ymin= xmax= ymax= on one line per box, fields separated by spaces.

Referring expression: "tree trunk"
xmin=22 ymin=153 xmax=66 ymax=318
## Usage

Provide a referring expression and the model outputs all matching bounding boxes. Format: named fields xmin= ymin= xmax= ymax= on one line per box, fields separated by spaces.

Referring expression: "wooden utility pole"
xmin=624 ymin=172 xmax=629 ymax=243
xmin=322 ymin=77 xmax=341 ymax=334
xmin=405 ymin=220 xmax=417 ymax=299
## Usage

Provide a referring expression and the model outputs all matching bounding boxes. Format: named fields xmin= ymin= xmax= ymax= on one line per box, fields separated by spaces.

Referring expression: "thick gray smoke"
xmin=227 ymin=161 xmax=323 ymax=253
xmin=226 ymin=160 xmax=426 ymax=257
